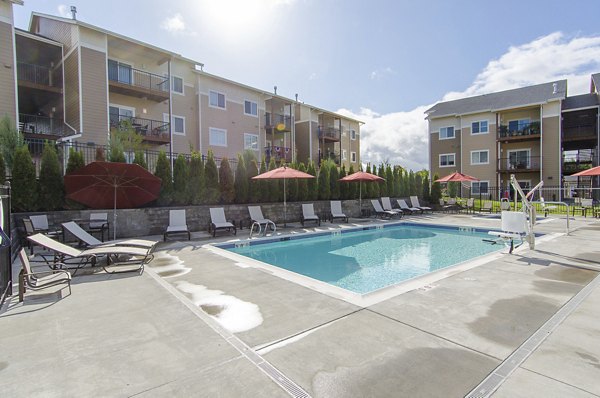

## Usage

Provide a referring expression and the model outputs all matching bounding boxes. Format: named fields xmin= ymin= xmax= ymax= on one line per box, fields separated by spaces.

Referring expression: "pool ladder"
xmin=249 ymin=221 xmax=277 ymax=238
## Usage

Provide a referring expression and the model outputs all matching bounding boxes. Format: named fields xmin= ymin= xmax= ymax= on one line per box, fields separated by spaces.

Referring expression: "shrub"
xmin=267 ymin=158 xmax=280 ymax=202
xmin=66 ymin=147 xmax=85 ymax=174
xmin=318 ymin=161 xmax=331 ymax=200
xmin=307 ymin=160 xmax=318 ymax=200
xmin=330 ymin=163 xmax=340 ymax=200
xmin=448 ymin=181 xmax=458 ymax=198
xmin=378 ymin=164 xmax=387 ymax=197
xmin=347 ymin=165 xmax=356 ymax=200
xmin=189 ymin=151 xmax=205 ymax=205
xmin=247 ymin=159 xmax=260 ymax=203
xmin=386 ymin=165 xmax=394 ymax=196
xmin=155 ymin=151 xmax=172 ymax=205
xmin=0 ymin=115 xmax=24 ymax=174
xmin=38 ymin=142 xmax=63 ymax=210
xmin=297 ymin=162 xmax=308 ymax=201
xmin=393 ymin=167 xmax=401 ymax=197
xmin=173 ymin=154 xmax=189 ymax=205
xmin=95 ymin=147 xmax=105 ymax=161
xmin=430 ymin=174 xmax=442 ymax=204
xmin=219 ymin=157 xmax=235 ymax=204
xmin=234 ymin=154 xmax=248 ymax=204
xmin=0 ymin=152 xmax=5 ymax=184
xmin=422 ymin=174 xmax=431 ymax=202
xmin=408 ymin=170 xmax=417 ymax=196
xmin=133 ymin=151 xmax=148 ymax=169
xmin=108 ymin=131 xmax=126 ymax=162
xmin=259 ymin=160 xmax=269 ymax=202
xmin=12 ymin=145 xmax=37 ymax=211
xmin=204 ymin=150 xmax=220 ymax=204
xmin=415 ymin=173 xmax=423 ymax=198
xmin=338 ymin=164 xmax=347 ymax=199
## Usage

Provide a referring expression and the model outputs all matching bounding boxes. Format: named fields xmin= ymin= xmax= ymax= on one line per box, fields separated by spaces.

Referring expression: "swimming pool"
xmin=221 ymin=223 xmax=503 ymax=295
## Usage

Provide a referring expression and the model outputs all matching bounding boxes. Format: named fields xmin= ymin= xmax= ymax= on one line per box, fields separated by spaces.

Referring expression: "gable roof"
xmin=562 ymin=93 xmax=600 ymax=111
xmin=591 ymin=73 xmax=600 ymax=93
xmin=425 ymin=80 xmax=567 ymax=119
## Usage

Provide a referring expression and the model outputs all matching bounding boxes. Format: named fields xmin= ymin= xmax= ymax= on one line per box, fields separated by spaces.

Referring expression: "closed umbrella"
xmin=252 ymin=166 xmax=315 ymax=226
xmin=339 ymin=171 xmax=385 ymax=214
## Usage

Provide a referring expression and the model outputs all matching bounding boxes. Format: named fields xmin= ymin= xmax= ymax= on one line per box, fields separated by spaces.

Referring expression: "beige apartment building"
xmin=426 ymin=76 xmax=600 ymax=200
xmin=0 ymin=2 xmax=361 ymax=171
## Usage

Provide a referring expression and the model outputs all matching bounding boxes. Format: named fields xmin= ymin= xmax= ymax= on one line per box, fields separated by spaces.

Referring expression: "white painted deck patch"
xmin=147 ymin=252 xmax=191 ymax=278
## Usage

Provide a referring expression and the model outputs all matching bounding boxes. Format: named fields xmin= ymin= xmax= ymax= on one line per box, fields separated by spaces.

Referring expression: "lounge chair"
xmin=209 ymin=208 xmax=237 ymax=237
xmin=29 ymin=214 xmax=61 ymax=240
xmin=18 ymin=248 xmax=71 ymax=302
xmin=330 ymin=200 xmax=348 ymax=223
xmin=88 ymin=212 xmax=109 ymax=242
xmin=540 ymin=197 xmax=556 ymax=217
xmin=248 ymin=206 xmax=276 ymax=233
xmin=301 ymin=204 xmax=321 ymax=226
xmin=163 ymin=209 xmax=191 ymax=241
xmin=398 ymin=199 xmax=422 ymax=214
xmin=22 ymin=218 xmax=36 ymax=254
xmin=27 ymin=233 xmax=152 ymax=274
xmin=479 ymin=201 xmax=493 ymax=213
xmin=438 ymin=199 xmax=454 ymax=213
xmin=410 ymin=196 xmax=432 ymax=213
xmin=464 ymin=198 xmax=475 ymax=214
xmin=381 ymin=197 xmax=403 ymax=216
xmin=487 ymin=211 xmax=527 ymax=253
xmin=371 ymin=199 xmax=398 ymax=219
xmin=62 ymin=221 xmax=156 ymax=249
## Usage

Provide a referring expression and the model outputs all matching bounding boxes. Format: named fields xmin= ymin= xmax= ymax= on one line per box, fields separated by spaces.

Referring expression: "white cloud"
xmin=160 ymin=13 xmax=186 ymax=33
xmin=369 ymin=67 xmax=395 ymax=81
xmin=308 ymin=72 xmax=318 ymax=81
xmin=57 ymin=5 xmax=70 ymax=18
xmin=350 ymin=32 xmax=600 ymax=171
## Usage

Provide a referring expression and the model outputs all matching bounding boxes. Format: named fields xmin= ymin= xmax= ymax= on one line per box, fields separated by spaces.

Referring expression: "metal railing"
xmin=498 ymin=122 xmax=540 ymax=139
xmin=497 ymin=156 xmax=541 ymax=172
xmin=264 ymin=145 xmax=292 ymax=163
xmin=0 ymin=183 xmax=11 ymax=307
xmin=19 ymin=113 xmax=69 ymax=136
xmin=108 ymin=62 xmax=169 ymax=94
xmin=17 ymin=62 xmax=62 ymax=88
xmin=110 ymin=115 xmax=170 ymax=140
xmin=319 ymin=151 xmax=341 ymax=165
xmin=265 ymin=113 xmax=292 ymax=130
xmin=318 ymin=126 xmax=341 ymax=141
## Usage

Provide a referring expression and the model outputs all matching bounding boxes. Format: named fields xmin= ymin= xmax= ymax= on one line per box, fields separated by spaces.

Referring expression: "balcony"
xmin=264 ymin=145 xmax=292 ymax=163
xmin=110 ymin=115 xmax=170 ymax=144
xmin=19 ymin=113 xmax=69 ymax=138
xmin=17 ymin=62 xmax=62 ymax=93
xmin=265 ymin=113 xmax=292 ymax=132
xmin=497 ymin=122 xmax=540 ymax=141
xmin=563 ymin=150 xmax=594 ymax=174
xmin=318 ymin=126 xmax=341 ymax=142
xmin=108 ymin=62 xmax=169 ymax=102
xmin=497 ymin=156 xmax=541 ymax=173
xmin=319 ymin=151 xmax=341 ymax=165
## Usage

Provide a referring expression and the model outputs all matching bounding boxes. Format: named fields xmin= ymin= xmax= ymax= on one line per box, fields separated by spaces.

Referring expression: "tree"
xmin=0 ymin=152 xmax=5 ymax=184
xmin=204 ymin=150 xmax=220 ymax=204
xmin=422 ymin=174 xmax=431 ymax=202
xmin=173 ymin=154 xmax=189 ymax=204
xmin=267 ymin=157 xmax=280 ymax=202
xmin=297 ymin=162 xmax=309 ymax=201
xmin=378 ymin=164 xmax=387 ymax=197
xmin=408 ymin=170 xmax=417 ymax=196
xmin=318 ymin=161 xmax=331 ymax=200
xmin=339 ymin=164 xmax=347 ymax=199
xmin=12 ymin=146 xmax=37 ymax=211
xmin=393 ymin=166 xmax=402 ymax=197
xmin=258 ymin=159 xmax=269 ymax=202
xmin=287 ymin=162 xmax=299 ymax=202
xmin=248 ymin=158 xmax=260 ymax=203
xmin=347 ymin=165 xmax=356 ymax=200
xmin=38 ymin=142 xmax=63 ymax=210
xmin=188 ymin=151 xmax=205 ymax=205
xmin=0 ymin=115 xmax=24 ymax=174
xmin=154 ymin=151 xmax=172 ymax=205
xmin=219 ymin=157 xmax=235 ymax=204
xmin=430 ymin=174 xmax=442 ymax=204
xmin=133 ymin=151 xmax=148 ymax=169
xmin=330 ymin=164 xmax=340 ymax=200
xmin=234 ymin=153 xmax=248 ymax=204
xmin=307 ymin=160 xmax=318 ymax=200
xmin=415 ymin=173 xmax=423 ymax=199
xmin=448 ymin=181 xmax=458 ymax=198
xmin=386 ymin=165 xmax=394 ymax=197
xmin=108 ymin=131 xmax=126 ymax=162
xmin=366 ymin=164 xmax=379 ymax=198
xmin=66 ymin=148 xmax=85 ymax=174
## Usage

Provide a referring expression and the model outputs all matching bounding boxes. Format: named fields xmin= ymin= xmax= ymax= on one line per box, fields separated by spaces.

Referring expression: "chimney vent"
xmin=70 ymin=6 xmax=77 ymax=20
xmin=295 ymin=93 xmax=298 ymax=102
xmin=552 ymin=82 xmax=558 ymax=94
xmin=274 ymin=86 xmax=277 ymax=95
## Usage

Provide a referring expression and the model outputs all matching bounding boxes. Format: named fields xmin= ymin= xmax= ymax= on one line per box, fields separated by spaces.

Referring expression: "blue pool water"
xmin=226 ymin=224 xmax=503 ymax=294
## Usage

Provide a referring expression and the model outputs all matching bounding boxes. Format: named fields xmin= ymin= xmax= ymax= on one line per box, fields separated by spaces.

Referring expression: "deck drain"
xmin=465 ymin=271 xmax=600 ymax=398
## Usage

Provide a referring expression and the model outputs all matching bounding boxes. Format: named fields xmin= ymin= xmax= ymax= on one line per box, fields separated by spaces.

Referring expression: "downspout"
xmin=10 ymin=7 xmax=19 ymax=126
xmin=291 ymin=102 xmax=295 ymax=163
xmin=308 ymin=108 xmax=313 ymax=161
xmin=539 ymin=104 xmax=543 ymax=191
xmin=496 ymin=113 xmax=500 ymax=195
xmin=459 ymin=115 xmax=463 ymax=197
xmin=168 ymin=59 xmax=173 ymax=178
xmin=197 ymin=73 xmax=202 ymax=155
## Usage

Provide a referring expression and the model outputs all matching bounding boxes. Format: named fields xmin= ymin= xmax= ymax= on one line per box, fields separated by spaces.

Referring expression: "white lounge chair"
xmin=410 ymin=196 xmax=432 ymax=213
xmin=88 ymin=212 xmax=109 ymax=242
xmin=209 ymin=208 xmax=237 ymax=237
xmin=398 ymin=199 xmax=422 ymax=214
xmin=479 ymin=200 xmax=493 ymax=213
xmin=539 ymin=197 xmax=556 ymax=217
xmin=62 ymin=221 xmax=156 ymax=249
xmin=18 ymin=248 xmax=71 ymax=302
xmin=248 ymin=206 xmax=275 ymax=233
xmin=330 ymin=200 xmax=348 ymax=223
xmin=487 ymin=211 xmax=528 ymax=253
xmin=381 ymin=197 xmax=403 ymax=216
xmin=29 ymin=214 xmax=61 ymax=240
xmin=164 ymin=209 xmax=191 ymax=241
xmin=371 ymin=199 xmax=398 ymax=219
xmin=28 ymin=233 xmax=153 ymax=274
xmin=301 ymin=204 xmax=321 ymax=226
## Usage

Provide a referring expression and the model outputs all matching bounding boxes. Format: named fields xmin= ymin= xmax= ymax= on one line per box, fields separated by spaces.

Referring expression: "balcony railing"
xmin=265 ymin=113 xmax=292 ymax=132
xmin=264 ymin=145 xmax=292 ymax=163
xmin=19 ymin=113 xmax=68 ymax=137
xmin=318 ymin=126 xmax=341 ymax=142
xmin=17 ymin=62 xmax=62 ymax=89
xmin=498 ymin=122 xmax=540 ymax=139
xmin=110 ymin=115 xmax=170 ymax=143
xmin=320 ymin=151 xmax=341 ymax=165
xmin=497 ymin=156 xmax=541 ymax=172
xmin=108 ymin=62 xmax=169 ymax=101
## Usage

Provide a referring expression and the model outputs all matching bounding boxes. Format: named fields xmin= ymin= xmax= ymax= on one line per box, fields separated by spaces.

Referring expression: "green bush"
xmin=430 ymin=174 xmax=442 ymax=204
xmin=307 ymin=161 xmax=318 ymax=200
xmin=393 ymin=167 xmax=401 ymax=197
xmin=219 ymin=157 xmax=235 ymax=204
xmin=347 ymin=165 xmax=356 ymax=200
xmin=12 ymin=145 xmax=37 ymax=211
xmin=386 ymin=165 xmax=394 ymax=196
xmin=318 ymin=161 xmax=331 ymax=200
xmin=330 ymin=163 xmax=340 ymax=200
xmin=259 ymin=160 xmax=269 ymax=202
xmin=0 ymin=116 xmax=24 ymax=174
xmin=267 ymin=158 xmax=280 ymax=202
xmin=448 ymin=181 xmax=458 ymax=197
xmin=108 ymin=131 xmax=126 ymax=162
xmin=415 ymin=173 xmax=423 ymax=198
xmin=0 ymin=152 xmax=5 ymax=184
xmin=338 ymin=164 xmax=347 ymax=199
xmin=297 ymin=162 xmax=308 ymax=201
xmin=422 ymin=174 xmax=431 ymax=202
xmin=188 ymin=151 xmax=205 ymax=205
xmin=408 ymin=171 xmax=417 ymax=196
xmin=133 ymin=151 xmax=148 ymax=169
xmin=155 ymin=151 xmax=172 ymax=205
xmin=234 ymin=154 xmax=248 ymax=204
xmin=366 ymin=164 xmax=379 ymax=198
xmin=173 ymin=154 xmax=189 ymax=205
xmin=66 ymin=148 xmax=85 ymax=174
xmin=204 ymin=150 xmax=220 ymax=204
xmin=247 ymin=159 xmax=260 ymax=203
xmin=38 ymin=142 xmax=63 ymax=210
xmin=287 ymin=162 xmax=299 ymax=202
xmin=378 ymin=164 xmax=387 ymax=197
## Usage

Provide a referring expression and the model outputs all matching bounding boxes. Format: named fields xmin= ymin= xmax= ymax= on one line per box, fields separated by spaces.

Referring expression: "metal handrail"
xmin=249 ymin=222 xmax=262 ymax=238
xmin=531 ymin=201 xmax=570 ymax=235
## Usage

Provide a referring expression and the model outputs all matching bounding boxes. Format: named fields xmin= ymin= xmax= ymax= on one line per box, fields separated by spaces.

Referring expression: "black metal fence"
xmin=0 ymin=184 xmax=11 ymax=307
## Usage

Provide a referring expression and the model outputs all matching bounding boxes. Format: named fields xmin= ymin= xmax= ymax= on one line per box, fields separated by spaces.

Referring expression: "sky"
xmin=13 ymin=0 xmax=600 ymax=171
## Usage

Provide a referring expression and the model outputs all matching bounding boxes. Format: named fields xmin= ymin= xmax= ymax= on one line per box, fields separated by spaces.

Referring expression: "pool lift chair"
xmin=486 ymin=175 xmax=540 ymax=254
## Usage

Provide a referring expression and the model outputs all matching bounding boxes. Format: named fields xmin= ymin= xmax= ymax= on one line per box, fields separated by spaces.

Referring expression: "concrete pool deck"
xmin=1 ymin=213 xmax=600 ymax=397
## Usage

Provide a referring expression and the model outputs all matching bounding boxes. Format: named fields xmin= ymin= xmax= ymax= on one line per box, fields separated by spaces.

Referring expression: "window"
xmin=472 ymin=120 xmax=488 ymax=134
xmin=244 ymin=100 xmax=258 ymax=116
xmin=471 ymin=181 xmax=489 ymax=195
xmin=244 ymin=133 xmax=259 ymax=150
xmin=209 ymin=127 xmax=227 ymax=146
xmin=342 ymin=149 xmax=347 ymax=160
xmin=350 ymin=129 xmax=357 ymax=140
xmin=351 ymin=151 xmax=357 ymax=162
xmin=439 ymin=126 xmax=455 ymax=139
xmin=107 ymin=59 xmax=132 ymax=85
xmin=508 ymin=119 xmax=530 ymax=132
xmin=171 ymin=76 xmax=183 ymax=94
xmin=109 ymin=105 xmax=135 ymax=127
xmin=471 ymin=150 xmax=489 ymax=165
xmin=163 ymin=114 xmax=185 ymax=135
xmin=209 ymin=90 xmax=226 ymax=109
xmin=508 ymin=149 xmax=530 ymax=169
xmin=439 ymin=153 xmax=455 ymax=167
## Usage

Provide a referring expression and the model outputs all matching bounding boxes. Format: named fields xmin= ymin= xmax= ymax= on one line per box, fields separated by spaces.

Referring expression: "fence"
xmin=0 ymin=184 xmax=11 ymax=307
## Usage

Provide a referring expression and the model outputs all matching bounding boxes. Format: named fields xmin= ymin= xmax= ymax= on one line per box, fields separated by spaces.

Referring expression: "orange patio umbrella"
xmin=339 ymin=171 xmax=385 ymax=211
xmin=571 ymin=166 xmax=600 ymax=176
xmin=435 ymin=171 xmax=480 ymax=182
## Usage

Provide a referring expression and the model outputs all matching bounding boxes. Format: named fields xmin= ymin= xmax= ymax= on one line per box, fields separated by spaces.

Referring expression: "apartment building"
xmin=0 ymin=3 xmax=361 ymax=170
xmin=426 ymin=76 xmax=600 ymax=199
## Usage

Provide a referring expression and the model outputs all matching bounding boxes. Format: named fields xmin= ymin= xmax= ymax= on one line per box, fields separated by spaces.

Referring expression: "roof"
xmin=15 ymin=27 xmax=63 ymax=46
xmin=8 ymin=0 xmax=24 ymax=5
xmin=591 ymin=73 xmax=600 ymax=93
xmin=30 ymin=12 xmax=203 ymax=67
xmin=562 ymin=93 xmax=600 ymax=111
xmin=425 ymin=80 xmax=567 ymax=119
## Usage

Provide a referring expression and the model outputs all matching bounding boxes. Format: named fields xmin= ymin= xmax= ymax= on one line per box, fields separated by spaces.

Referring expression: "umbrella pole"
xmin=359 ymin=181 xmax=362 ymax=217
xmin=284 ymin=178 xmax=287 ymax=227
xmin=113 ymin=184 xmax=117 ymax=241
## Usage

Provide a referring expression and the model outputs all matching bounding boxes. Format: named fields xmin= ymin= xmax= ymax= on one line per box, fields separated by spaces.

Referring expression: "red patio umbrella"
xmin=64 ymin=162 xmax=161 ymax=239
xmin=435 ymin=171 xmax=480 ymax=182
xmin=339 ymin=171 xmax=385 ymax=212
xmin=252 ymin=166 xmax=315 ymax=226
xmin=571 ymin=166 xmax=600 ymax=176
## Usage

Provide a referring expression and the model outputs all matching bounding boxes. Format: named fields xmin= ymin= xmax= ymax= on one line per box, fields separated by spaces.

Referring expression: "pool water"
xmin=228 ymin=224 xmax=503 ymax=294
